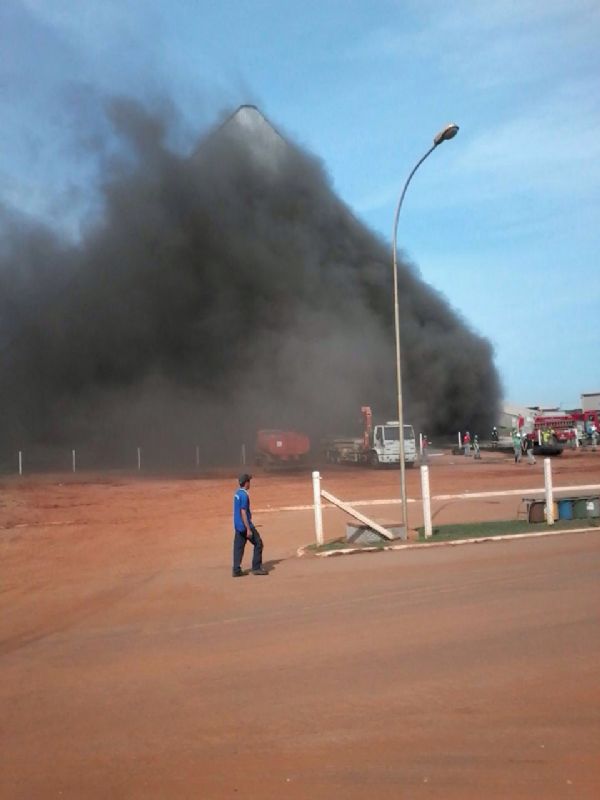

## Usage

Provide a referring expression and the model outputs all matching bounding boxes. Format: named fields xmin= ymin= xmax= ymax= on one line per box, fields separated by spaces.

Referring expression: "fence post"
xmin=544 ymin=457 xmax=554 ymax=525
xmin=18 ymin=450 xmax=23 ymax=476
xmin=137 ymin=447 xmax=141 ymax=471
xmin=72 ymin=449 xmax=76 ymax=473
xmin=458 ymin=431 xmax=462 ymax=448
xmin=241 ymin=443 xmax=246 ymax=465
xmin=420 ymin=465 xmax=433 ymax=538
xmin=312 ymin=470 xmax=324 ymax=546
xmin=196 ymin=445 xmax=200 ymax=468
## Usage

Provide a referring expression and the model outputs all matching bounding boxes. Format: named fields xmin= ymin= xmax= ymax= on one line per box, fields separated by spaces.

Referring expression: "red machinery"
xmin=255 ymin=429 xmax=310 ymax=469
xmin=361 ymin=406 xmax=373 ymax=449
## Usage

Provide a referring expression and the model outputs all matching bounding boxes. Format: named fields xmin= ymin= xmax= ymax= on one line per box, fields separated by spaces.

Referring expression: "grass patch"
xmin=306 ymin=518 xmax=600 ymax=553
xmin=306 ymin=537 xmax=391 ymax=553
xmin=305 ymin=517 xmax=600 ymax=554
xmin=417 ymin=517 xmax=600 ymax=542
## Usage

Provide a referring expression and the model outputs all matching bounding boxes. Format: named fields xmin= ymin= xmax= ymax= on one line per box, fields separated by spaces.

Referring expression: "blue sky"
xmin=2 ymin=0 xmax=599 ymax=409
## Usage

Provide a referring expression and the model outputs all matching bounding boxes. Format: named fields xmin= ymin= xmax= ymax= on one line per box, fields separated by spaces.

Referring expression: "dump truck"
xmin=322 ymin=406 xmax=417 ymax=468
xmin=254 ymin=429 xmax=310 ymax=469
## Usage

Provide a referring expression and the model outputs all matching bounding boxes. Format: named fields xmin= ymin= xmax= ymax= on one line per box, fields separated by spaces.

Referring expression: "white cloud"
xmin=348 ymin=1 xmax=600 ymax=217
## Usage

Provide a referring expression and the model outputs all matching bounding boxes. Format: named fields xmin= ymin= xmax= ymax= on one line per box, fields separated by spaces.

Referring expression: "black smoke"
xmin=0 ymin=100 xmax=501 ymax=465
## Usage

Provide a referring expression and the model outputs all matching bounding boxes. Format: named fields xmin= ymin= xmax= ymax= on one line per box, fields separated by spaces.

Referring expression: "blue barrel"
xmin=558 ymin=499 xmax=573 ymax=520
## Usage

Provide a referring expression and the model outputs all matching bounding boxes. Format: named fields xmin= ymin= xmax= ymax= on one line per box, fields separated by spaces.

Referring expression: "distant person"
xmin=473 ymin=434 xmax=481 ymax=459
xmin=421 ymin=434 xmax=429 ymax=464
xmin=491 ymin=427 xmax=499 ymax=448
xmin=463 ymin=430 xmax=471 ymax=456
xmin=232 ymin=473 xmax=268 ymax=577
xmin=512 ymin=430 xmax=522 ymax=463
xmin=526 ymin=439 xmax=536 ymax=465
xmin=592 ymin=430 xmax=598 ymax=451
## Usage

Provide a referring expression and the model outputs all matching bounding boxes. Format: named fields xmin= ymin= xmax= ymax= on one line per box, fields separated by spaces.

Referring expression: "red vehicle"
xmin=255 ymin=429 xmax=310 ymax=469
xmin=521 ymin=414 xmax=575 ymax=446
xmin=571 ymin=410 xmax=600 ymax=442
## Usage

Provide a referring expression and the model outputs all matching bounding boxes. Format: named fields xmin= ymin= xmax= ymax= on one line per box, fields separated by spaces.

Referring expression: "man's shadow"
xmin=261 ymin=558 xmax=285 ymax=573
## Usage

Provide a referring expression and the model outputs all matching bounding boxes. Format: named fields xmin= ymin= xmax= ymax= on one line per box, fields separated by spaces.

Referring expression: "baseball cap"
xmin=238 ymin=473 xmax=252 ymax=485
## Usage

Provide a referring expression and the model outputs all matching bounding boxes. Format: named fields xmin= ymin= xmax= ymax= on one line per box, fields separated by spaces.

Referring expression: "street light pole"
xmin=392 ymin=123 xmax=459 ymax=537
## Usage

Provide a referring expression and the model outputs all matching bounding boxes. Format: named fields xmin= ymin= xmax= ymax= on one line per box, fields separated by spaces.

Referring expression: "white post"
xmin=72 ymin=449 xmax=76 ymax=473
xmin=241 ymin=444 xmax=246 ymax=465
xmin=419 ymin=432 xmax=423 ymax=455
xmin=196 ymin=445 xmax=200 ymax=467
xmin=18 ymin=450 xmax=23 ymax=476
xmin=538 ymin=429 xmax=542 ymax=446
xmin=574 ymin=429 xmax=579 ymax=449
xmin=312 ymin=470 xmax=324 ymax=546
xmin=458 ymin=431 xmax=462 ymax=447
xmin=420 ymin=465 xmax=433 ymax=539
xmin=137 ymin=447 xmax=141 ymax=471
xmin=544 ymin=457 xmax=554 ymax=525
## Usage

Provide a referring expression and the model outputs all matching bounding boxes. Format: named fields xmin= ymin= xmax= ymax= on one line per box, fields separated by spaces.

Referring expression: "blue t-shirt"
xmin=233 ymin=487 xmax=252 ymax=532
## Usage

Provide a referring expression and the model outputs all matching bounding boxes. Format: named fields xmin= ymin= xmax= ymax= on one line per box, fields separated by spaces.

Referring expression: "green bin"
xmin=573 ymin=498 xmax=588 ymax=519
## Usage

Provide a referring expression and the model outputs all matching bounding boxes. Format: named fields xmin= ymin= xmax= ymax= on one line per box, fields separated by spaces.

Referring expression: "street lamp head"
xmin=433 ymin=123 xmax=459 ymax=146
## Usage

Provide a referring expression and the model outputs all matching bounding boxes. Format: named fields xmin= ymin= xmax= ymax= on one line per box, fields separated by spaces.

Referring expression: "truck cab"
xmin=371 ymin=422 xmax=417 ymax=467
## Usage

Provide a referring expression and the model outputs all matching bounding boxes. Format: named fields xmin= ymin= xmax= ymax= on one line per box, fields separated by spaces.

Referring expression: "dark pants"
xmin=233 ymin=527 xmax=263 ymax=572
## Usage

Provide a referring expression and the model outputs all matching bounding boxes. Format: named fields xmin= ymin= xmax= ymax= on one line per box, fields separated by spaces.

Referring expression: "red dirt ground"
xmin=2 ymin=449 xmax=600 ymax=798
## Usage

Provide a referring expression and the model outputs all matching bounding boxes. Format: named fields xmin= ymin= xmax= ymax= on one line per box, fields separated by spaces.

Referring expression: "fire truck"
xmin=526 ymin=414 xmax=576 ymax=445
xmin=519 ymin=409 xmax=600 ymax=451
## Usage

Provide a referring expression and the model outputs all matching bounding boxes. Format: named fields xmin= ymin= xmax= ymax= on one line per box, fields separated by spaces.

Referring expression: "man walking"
xmin=512 ymin=429 xmax=522 ymax=463
xmin=463 ymin=430 xmax=471 ymax=456
xmin=232 ymin=473 xmax=268 ymax=577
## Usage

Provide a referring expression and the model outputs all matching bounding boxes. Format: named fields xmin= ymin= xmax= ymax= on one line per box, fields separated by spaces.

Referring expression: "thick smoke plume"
xmin=0 ymin=101 xmax=501 ymax=465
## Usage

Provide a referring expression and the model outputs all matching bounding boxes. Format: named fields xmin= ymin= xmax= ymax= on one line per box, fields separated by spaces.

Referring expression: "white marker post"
xmin=312 ymin=470 xmax=324 ymax=546
xmin=538 ymin=430 xmax=542 ymax=446
xmin=458 ymin=431 xmax=462 ymax=448
xmin=196 ymin=445 xmax=200 ymax=468
xmin=137 ymin=447 xmax=142 ymax=471
xmin=420 ymin=464 xmax=433 ymax=539
xmin=72 ymin=449 xmax=76 ymax=473
xmin=419 ymin=433 xmax=423 ymax=456
xmin=18 ymin=450 xmax=23 ymax=476
xmin=544 ymin=457 xmax=554 ymax=525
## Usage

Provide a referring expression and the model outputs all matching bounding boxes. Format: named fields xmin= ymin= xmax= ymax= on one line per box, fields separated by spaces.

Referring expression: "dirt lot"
xmin=2 ymin=449 xmax=600 ymax=798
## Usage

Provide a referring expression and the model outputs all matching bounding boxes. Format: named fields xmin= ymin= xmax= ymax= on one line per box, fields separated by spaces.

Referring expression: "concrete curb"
xmin=296 ymin=525 xmax=600 ymax=558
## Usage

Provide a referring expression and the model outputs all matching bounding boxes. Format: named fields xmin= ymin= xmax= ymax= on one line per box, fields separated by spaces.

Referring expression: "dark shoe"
xmin=232 ymin=569 xmax=246 ymax=578
xmin=251 ymin=567 xmax=268 ymax=576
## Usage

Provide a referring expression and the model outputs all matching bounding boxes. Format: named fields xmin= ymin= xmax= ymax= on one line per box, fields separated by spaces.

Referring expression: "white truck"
xmin=322 ymin=407 xmax=417 ymax=468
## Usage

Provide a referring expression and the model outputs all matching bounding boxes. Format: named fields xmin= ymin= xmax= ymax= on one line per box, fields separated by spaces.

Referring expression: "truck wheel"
xmin=369 ymin=452 xmax=379 ymax=468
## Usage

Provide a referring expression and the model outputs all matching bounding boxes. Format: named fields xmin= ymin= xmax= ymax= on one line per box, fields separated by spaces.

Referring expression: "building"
xmin=581 ymin=392 xmax=600 ymax=412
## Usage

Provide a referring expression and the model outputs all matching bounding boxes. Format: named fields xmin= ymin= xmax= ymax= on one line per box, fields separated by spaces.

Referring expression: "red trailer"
xmin=255 ymin=430 xmax=310 ymax=469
